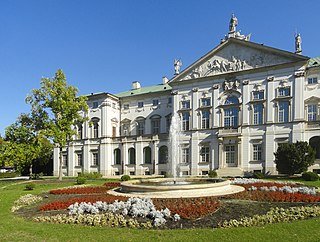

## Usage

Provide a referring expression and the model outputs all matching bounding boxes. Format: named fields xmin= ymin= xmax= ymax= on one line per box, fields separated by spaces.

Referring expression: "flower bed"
xmin=103 ymin=182 xmax=121 ymax=188
xmin=39 ymin=195 xmax=128 ymax=211
xmin=49 ymin=186 xmax=110 ymax=195
xmin=153 ymin=197 xmax=220 ymax=219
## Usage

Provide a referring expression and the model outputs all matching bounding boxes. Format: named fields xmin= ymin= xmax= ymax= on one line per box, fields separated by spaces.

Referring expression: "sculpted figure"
xmin=229 ymin=14 xmax=238 ymax=33
xmin=295 ymin=33 xmax=302 ymax=53
xmin=174 ymin=59 xmax=182 ymax=75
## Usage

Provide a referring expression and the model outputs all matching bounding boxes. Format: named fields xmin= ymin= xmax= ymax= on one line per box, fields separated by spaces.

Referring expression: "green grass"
xmin=1 ymin=179 xmax=320 ymax=242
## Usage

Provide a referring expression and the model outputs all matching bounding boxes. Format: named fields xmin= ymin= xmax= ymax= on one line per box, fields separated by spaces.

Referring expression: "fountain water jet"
xmin=168 ymin=112 xmax=181 ymax=180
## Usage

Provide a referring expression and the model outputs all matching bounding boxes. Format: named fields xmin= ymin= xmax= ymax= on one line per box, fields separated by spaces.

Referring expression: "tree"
xmin=26 ymin=69 xmax=88 ymax=180
xmin=274 ymin=141 xmax=316 ymax=176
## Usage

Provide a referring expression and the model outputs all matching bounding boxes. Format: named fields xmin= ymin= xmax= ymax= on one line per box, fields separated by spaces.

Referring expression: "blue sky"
xmin=0 ymin=0 xmax=319 ymax=135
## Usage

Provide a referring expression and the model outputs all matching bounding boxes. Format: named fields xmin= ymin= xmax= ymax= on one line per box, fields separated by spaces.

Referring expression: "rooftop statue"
xmin=174 ymin=59 xmax=182 ymax=75
xmin=295 ymin=33 xmax=302 ymax=54
xmin=229 ymin=14 xmax=238 ymax=33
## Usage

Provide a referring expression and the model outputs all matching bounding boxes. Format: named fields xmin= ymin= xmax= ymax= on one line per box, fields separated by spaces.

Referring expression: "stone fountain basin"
xmin=120 ymin=178 xmax=230 ymax=193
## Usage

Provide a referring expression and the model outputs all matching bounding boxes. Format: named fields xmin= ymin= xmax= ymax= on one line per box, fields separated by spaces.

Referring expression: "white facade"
xmin=54 ymin=17 xmax=320 ymax=177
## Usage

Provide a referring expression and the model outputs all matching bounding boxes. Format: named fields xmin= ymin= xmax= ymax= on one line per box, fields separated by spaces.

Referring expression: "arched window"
xmin=223 ymin=96 xmax=239 ymax=127
xmin=225 ymin=96 xmax=239 ymax=105
xmin=114 ymin=148 xmax=121 ymax=165
xmin=136 ymin=117 xmax=145 ymax=136
xmin=77 ymin=124 xmax=83 ymax=139
xmin=143 ymin=147 xmax=152 ymax=164
xmin=128 ymin=148 xmax=136 ymax=164
xmin=91 ymin=118 xmax=100 ymax=138
xmin=159 ymin=146 xmax=168 ymax=164
xmin=310 ymin=136 xmax=320 ymax=159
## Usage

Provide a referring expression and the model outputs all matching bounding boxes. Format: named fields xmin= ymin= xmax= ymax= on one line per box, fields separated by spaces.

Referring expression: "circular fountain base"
xmin=108 ymin=178 xmax=244 ymax=198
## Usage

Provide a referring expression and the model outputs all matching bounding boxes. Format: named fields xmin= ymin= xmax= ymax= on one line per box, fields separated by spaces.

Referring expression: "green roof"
xmin=116 ymin=83 xmax=172 ymax=98
xmin=307 ymin=57 xmax=320 ymax=68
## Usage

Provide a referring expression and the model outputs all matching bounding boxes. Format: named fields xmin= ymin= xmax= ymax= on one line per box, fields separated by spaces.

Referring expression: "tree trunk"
xmin=29 ymin=163 xmax=33 ymax=178
xmin=59 ymin=146 xmax=63 ymax=181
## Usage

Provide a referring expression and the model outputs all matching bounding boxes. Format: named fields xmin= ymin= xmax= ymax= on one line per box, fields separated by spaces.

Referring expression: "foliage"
xmin=274 ymin=141 xmax=316 ymax=176
xmin=25 ymin=183 xmax=36 ymax=190
xmin=0 ymin=172 xmax=19 ymax=178
xmin=121 ymin=175 xmax=131 ymax=181
xmin=252 ymin=171 xmax=265 ymax=179
xmin=219 ymin=206 xmax=320 ymax=228
xmin=208 ymin=170 xmax=218 ymax=178
xmin=76 ymin=176 xmax=87 ymax=185
xmin=302 ymin=172 xmax=319 ymax=181
xmin=26 ymin=69 xmax=89 ymax=180
xmin=78 ymin=172 xmax=102 ymax=179
xmin=11 ymin=194 xmax=43 ymax=212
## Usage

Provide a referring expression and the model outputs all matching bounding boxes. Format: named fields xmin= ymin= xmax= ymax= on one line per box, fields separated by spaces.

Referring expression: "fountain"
xmin=108 ymin=112 xmax=244 ymax=198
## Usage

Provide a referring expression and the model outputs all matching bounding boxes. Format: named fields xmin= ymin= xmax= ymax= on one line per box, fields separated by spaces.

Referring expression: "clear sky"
xmin=0 ymin=0 xmax=319 ymax=135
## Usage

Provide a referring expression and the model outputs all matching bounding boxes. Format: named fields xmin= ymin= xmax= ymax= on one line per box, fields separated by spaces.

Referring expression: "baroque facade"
xmin=53 ymin=16 xmax=320 ymax=177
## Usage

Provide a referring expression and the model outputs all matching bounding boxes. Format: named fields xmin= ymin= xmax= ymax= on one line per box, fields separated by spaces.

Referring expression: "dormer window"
xmin=201 ymin=98 xmax=211 ymax=107
xmin=123 ymin=104 xmax=129 ymax=110
xmin=152 ymin=99 xmax=159 ymax=106
xmin=252 ymin=91 xmax=264 ymax=100
xmin=93 ymin=101 xmax=99 ymax=109
xmin=181 ymin=100 xmax=190 ymax=109
xmin=278 ymin=87 xmax=290 ymax=97
xmin=138 ymin=101 xmax=144 ymax=108
xmin=308 ymin=77 xmax=318 ymax=84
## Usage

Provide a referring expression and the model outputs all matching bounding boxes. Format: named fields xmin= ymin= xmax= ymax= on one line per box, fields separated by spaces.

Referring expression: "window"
xmin=166 ymin=116 xmax=171 ymax=133
xmin=225 ymin=145 xmax=235 ymax=164
xmin=201 ymin=98 xmax=211 ymax=107
xmin=112 ymin=126 xmax=117 ymax=137
xmin=128 ymin=148 xmax=136 ymax=164
xmin=112 ymin=103 xmax=116 ymax=109
xmin=159 ymin=146 xmax=168 ymax=164
xmin=278 ymin=101 xmax=289 ymax=122
xmin=224 ymin=108 xmax=238 ymax=127
xmin=129 ymin=171 xmax=135 ymax=176
xmin=253 ymin=104 xmax=263 ymax=125
xmin=201 ymin=110 xmax=210 ymax=129
xmin=308 ymin=104 xmax=317 ymax=121
xmin=225 ymin=96 xmax=239 ymax=105
xmin=253 ymin=144 xmax=262 ymax=161
xmin=200 ymin=146 xmax=210 ymax=163
xmin=181 ymin=100 xmax=190 ymax=109
xmin=136 ymin=119 xmax=145 ymax=135
xmin=151 ymin=118 xmax=160 ymax=134
xmin=181 ymin=148 xmax=190 ymax=163
xmin=182 ymin=112 xmax=190 ymax=131
xmin=76 ymin=153 xmax=82 ymax=166
xmin=93 ymin=101 xmax=99 ymax=109
xmin=253 ymin=91 xmax=264 ymax=100
xmin=123 ymin=104 xmax=129 ymax=110
xmin=278 ymin=87 xmax=290 ymax=97
xmin=92 ymin=152 xmax=99 ymax=166
xmin=168 ymin=97 xmax=172 ymax=104
xmin=114 ymin=149 xmax=121 ymax=165
xmin=143 ymin=147 xmax=152 ymax=164
xmin=138 ymin=101 xmax=144 ymax=108
xmin=77 ymin=124 xmax=83 ymax=139
xmin=62 ymin=154 xmax=67 ymax=167
xmin=93 ymin=122 xmax=99 ymax=138
xmin=182 ymin=171 xmax=189 ymax=176
xmin=152 ymin=99 xmax=159 ymax=106
xmin=308 ymin=77 xmax=318 ymax=84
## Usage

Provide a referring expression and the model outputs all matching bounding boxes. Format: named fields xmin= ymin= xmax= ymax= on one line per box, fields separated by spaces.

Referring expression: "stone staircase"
xmin=216 ymin=167 xmax=244 ymax=177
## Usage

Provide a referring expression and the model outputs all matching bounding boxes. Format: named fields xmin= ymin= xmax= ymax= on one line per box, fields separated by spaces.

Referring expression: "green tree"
xmin=26 ymin=69 xmax=88 ymax=180
xmin=274 ymin=141 xmax=316 ymax=176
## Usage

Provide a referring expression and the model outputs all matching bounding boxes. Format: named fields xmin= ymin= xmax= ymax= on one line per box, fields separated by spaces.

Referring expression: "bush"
xmin=76 ymin=176 xmax=87 ymax=185
xmin=252 ymin=171 xmax=265 ymax=179
xmin=121 ymin=175 xmax=131 ymax=181
xmin=302 ymin=171 xmax=319 ymax=181
xmin=78 ymin=172 xmax=102 ymax=179
xmin=208 ymin=170 xmax=217 ymax=178
xmin=0 ymin=172 xmax=19 ymax=178
xmin=25 ymin=183 xmax=36 ymax=190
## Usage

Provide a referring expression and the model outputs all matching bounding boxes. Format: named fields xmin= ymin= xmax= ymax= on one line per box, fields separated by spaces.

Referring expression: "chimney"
xmin=162 ymin=76 xmax=169 ymax=84
xmin=132 ymin=81 xmax=141 ymax=90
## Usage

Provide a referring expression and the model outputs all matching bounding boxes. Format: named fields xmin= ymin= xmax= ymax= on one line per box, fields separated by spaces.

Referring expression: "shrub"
xmin=302 ymin=171 xmax=319 ymax=181
xmin=208 ymin=170 xmax=217 ymax=178
xmin=0 ymin=172 xmax=18 ymax=178
xmin=78 ymin=172 xmax=102 ymax=179
xmin=121 ymin=175 xmax=131 ymax=181
xmin=252 ymin=171 xmax=265 ymax=179
xmin=76 ymin=177 xmax=87 ymax=185
xmin=25 ymin=183 xmax=36 ymax=190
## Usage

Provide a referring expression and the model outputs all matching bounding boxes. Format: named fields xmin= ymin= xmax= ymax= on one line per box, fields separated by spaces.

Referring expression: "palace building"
xmin=53 ymin=15 xmax=320 ymax=177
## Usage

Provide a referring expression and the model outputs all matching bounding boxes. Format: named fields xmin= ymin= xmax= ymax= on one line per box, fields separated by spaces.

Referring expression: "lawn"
xmin=1 ymin=178 xmax=320 ymax=242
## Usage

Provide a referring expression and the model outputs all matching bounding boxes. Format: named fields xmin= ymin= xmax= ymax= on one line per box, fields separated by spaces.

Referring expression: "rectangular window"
xmin=201 ymin=98 xmax=211 ymax=107
xmin=112 ymin=126 xmax=117 ymax=137
xmin=166 ymin=116 xmax=171 ymax=133
xmin=151 ymin=119 xmax=160 ymax=134
xmin=137 ymin=120 xmax=145 ymax=135
xmin=93 ymin=122 xmax=99 ymax=138
xmin=123 ymin=104 xmax=129 ymax=110
xmin=181 ymin=148 xmax=190 ymax=163
xmin=92 ymin=152 xmax=99 ymax=166
xmin=123 ymin=123 xmax=130 ymax=136
xmin=253 ymin=91 xmax=264 ymax=100
xmin=225 ymin=145 xmax=235 ymax=164
xmin=278 ymin=87 xmax=290 ymax=97
xmin=278 ymin=101 xmax=289 ymax=123
xmin=253 ymin=144 xmax=262 ymax=161
xmin=182 ymin=112 xmax=190 ymax=131
xmin=168 ymin=97 xmax=172 ymax=104
xmin=308 ymin=104 xmax=317 ymax=121
xmin=201 ymin=110 xmax=210 ymax=129
xmin=138 ymin=102 xmax=144 ymax=108
xmin=76 ymin=153 xmax=82 ymax=166
xmin=62 ymin=154 xmax=67 ymax=167
xmin=308 ymin=77 xmax=318 ymax=84
xmin=253 ymin=104 xmax=263 ymax=125
xmin=224 ymin=108 xmax=238 ymax=127
xmin=93 ymin=101 xmax=99 ymax=109
xmin=181 ymin=100 xmax=190 ymax=109
xmin=200 ymin=146 xmax=210 ymax=163
xmin=152 ymin=99 xmax=159 ymax=106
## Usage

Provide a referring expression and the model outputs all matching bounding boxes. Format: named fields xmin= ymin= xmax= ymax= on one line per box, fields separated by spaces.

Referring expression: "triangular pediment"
xmin=171 ymin=38 xmax=309 ymax=82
